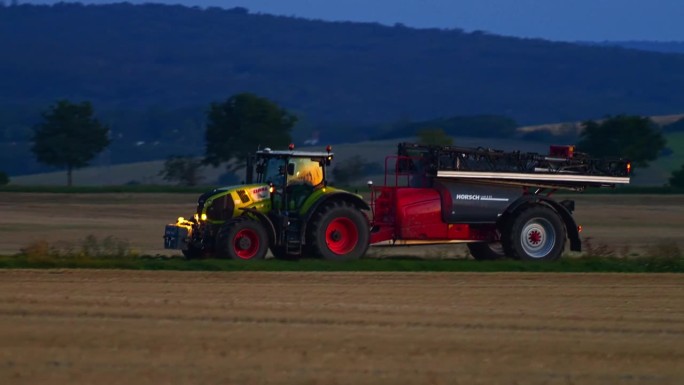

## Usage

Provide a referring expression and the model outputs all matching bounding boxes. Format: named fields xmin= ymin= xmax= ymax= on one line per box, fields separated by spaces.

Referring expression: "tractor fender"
xmin=300 ymin=192 xmax=370 ymax=243
xmin=500 ymin=196 xmax=581 ymax=252
xmin=239 ymin=208 xmax=277 ymax=247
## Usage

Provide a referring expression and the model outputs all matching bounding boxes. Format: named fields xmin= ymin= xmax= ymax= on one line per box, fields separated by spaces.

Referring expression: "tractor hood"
xmin=196 ymin=184 xmax=272 ymax=223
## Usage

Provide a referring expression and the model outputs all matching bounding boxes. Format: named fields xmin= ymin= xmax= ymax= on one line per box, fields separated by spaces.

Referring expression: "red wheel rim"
xmin=325 ymin=217 xmax=358 ymax=255
xmin=528 ymin=230 xmax=542 ymax=245
xmin=233 ymin=229 xmax=259 ymax=259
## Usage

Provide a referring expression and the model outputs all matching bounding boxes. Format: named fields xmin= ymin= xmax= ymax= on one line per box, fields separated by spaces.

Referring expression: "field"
xmin=1 ymin=193 xmax=683 ymax=383
xmin=0 ymin=192 xmax=682 ymax=257
xmin=0 ymin=270 xmax=682 ymax=385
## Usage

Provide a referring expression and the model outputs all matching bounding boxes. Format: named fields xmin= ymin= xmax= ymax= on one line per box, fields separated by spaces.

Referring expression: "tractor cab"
xmin=253 ymin=145 xmax=333 ymax=211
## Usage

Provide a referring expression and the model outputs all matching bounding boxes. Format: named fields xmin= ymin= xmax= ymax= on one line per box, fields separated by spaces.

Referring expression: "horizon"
xmin=16 ymin=0 xmax=684 ymax=42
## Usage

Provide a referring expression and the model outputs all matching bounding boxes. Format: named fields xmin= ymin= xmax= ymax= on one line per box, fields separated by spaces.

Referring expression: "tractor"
xmin=163 ymin=145 xmax=369 ymax=261
xmin=164 ymin=143 xmax=630 ymax=261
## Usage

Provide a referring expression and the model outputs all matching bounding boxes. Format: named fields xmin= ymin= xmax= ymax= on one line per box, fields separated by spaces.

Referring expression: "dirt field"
xmin=0 ymin=193 xmax=682 ymax=257
xmin=0 ymin=270 xmax=682 ymax=384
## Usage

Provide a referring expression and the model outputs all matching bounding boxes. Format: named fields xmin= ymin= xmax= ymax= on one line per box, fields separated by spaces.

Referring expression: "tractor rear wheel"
xmin=503 ymin=205 xmax=566 ymax=261
xmin=308 ymin=201 xmax=369 ymax=261
xmin=467 ymin=242 xmax=505 ymax=261
xmin=215 ymin=217 xmax=268 ymax=261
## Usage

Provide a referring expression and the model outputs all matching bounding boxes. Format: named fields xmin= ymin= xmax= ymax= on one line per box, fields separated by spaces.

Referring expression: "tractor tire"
xmin=467 ymin=242 xmax=506 ymax=261
xmin=308 ymin=201 xmax=370 ymax=261
xmin=503 ymin=205 xmax=566 ymax=261
xmin=215 ymin=217 xmax=268 ymax=261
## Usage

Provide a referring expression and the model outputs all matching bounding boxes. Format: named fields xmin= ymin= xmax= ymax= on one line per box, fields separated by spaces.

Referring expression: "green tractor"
xmin=163 ymin=146 xmax=370 ymax=261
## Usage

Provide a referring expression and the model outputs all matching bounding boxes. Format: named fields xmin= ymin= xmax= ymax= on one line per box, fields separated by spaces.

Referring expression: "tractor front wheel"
xmin=308 ymin=202 xmax=370 ymax=261
xmin=215 ymin=217 xmax=268 ymax=261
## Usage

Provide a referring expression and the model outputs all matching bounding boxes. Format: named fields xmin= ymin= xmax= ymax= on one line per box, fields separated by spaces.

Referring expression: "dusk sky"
xmin=22 ymin=0 xmax=684 ymax=42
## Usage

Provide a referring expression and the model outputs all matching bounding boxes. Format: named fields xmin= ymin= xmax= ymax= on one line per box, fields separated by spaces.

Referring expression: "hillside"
xmin=2 ymin=3 xmax=684 ymax=177
xmin=2 ymin=2 xmax=684 ymax=126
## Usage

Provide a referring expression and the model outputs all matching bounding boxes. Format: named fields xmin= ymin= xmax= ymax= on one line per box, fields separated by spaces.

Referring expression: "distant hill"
xmin=1 ymin=3 xmax=684 ymax=126
xmin=2 ymin=3 xmax=684 ymax=176
xmin=582 ymin=41 xmax=684 ymax=54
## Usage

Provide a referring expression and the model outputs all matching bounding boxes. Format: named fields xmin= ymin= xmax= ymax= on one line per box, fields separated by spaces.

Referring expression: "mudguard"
xmin=300 ymin=190 xmax=370 ymax=243
xmin=239 ymin=207 xmax=278 ymax=246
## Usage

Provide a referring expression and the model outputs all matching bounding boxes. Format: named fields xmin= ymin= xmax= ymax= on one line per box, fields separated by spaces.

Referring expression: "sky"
xmin=20 ymin=0 xmax=684 ymax=42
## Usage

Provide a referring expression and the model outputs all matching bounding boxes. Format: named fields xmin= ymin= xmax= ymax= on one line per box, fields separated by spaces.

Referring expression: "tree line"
xmin=8 ymin=94 xmax=682 ymax=188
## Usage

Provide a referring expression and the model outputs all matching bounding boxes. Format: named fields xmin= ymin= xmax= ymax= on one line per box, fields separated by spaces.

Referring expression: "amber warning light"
xmin=626 ymin=162 xmax=632 ymax=174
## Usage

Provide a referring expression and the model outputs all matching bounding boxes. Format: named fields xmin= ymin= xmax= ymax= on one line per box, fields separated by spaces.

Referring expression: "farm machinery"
xmin=163 ymin=143 xmax=630 ymax=261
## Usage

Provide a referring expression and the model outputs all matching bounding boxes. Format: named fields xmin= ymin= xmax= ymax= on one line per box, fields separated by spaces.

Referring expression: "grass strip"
xmin=0 ymin=255 xmax=682 ymax=273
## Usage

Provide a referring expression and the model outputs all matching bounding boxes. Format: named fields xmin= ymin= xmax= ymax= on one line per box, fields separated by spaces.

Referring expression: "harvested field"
xmin=0 ymin=270 xmax=682 ymax=384
xmin=0 ymin=192 xmax=682 ymax=257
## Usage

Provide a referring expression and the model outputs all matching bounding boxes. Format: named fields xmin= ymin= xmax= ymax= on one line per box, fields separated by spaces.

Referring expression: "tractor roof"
xmin=256 ymin=148 xmax=334 ymax=159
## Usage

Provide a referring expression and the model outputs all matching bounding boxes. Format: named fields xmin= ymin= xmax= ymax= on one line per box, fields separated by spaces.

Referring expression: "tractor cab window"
xmin=284 ymin=157 xmax=324 ymax=210
xmin=259 ymin=157 xmax=287 ymax=186
xmin=287 ymin=157 xmax=324 ymax=187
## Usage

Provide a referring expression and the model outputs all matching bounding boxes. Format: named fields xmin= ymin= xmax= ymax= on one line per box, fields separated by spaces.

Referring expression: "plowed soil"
xmin=1 ymin=270 xmax=682 ymax=384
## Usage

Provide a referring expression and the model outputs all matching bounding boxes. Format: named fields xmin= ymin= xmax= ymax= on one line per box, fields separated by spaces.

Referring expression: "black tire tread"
xmin=502 ymin=204 xmax=566 ymax=261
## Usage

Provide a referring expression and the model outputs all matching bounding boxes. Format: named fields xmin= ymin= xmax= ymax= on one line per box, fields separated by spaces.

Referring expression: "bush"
xmin=0 ymin=171 xmax=9 ymax=186
xmin=669 ymin=164 xmax=684 ymax=188
xmin=158 ymin=155 xmax=204 ymax=186
xmin=20 ymin=235 xmax=137 ymax=260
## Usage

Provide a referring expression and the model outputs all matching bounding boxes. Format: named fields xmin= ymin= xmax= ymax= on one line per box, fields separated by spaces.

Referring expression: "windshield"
xmin=257 ymin=156 xmax=325 ymax=188
xmin=288 ymin=158 xmax=324 ymax=187
xmin=259 ymin=157 xmax=287 ymax=185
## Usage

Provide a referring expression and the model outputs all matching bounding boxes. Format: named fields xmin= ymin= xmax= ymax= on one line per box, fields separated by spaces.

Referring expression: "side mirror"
xmin=287 ymin=163 xmax=295 ymax=176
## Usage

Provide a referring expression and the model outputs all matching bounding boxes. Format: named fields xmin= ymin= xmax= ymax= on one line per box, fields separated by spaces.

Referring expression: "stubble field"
xmin=0 ymin=270 xmax=682 ymax=384
xmin=1 ymin=193 xmax=683 ymax=383
xmin=0 ymin=192 xmax=682 ymax=257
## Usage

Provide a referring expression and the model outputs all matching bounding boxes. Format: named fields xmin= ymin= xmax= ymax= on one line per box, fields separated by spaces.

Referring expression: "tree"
xmin=670 ymin=164 xmax=684 ymax=188
xmin=31 ymin=100 xmax=110 ymax=186
xmin=0 ymin=171 xmax=8 ymax=186
xmin=417 ymin=127 xmax=453 ymax=146
xmin=577 ymin=115 xmax=666 ymax=168
xmin=159 ymin=156 xmax=204 ymax=186
xmin=204 ymin=93 xmax=297 ymax=171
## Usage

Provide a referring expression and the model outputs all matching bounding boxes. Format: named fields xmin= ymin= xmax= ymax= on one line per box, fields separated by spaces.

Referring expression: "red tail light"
xmin=549 ymin=145 xmax=575 ymax=158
